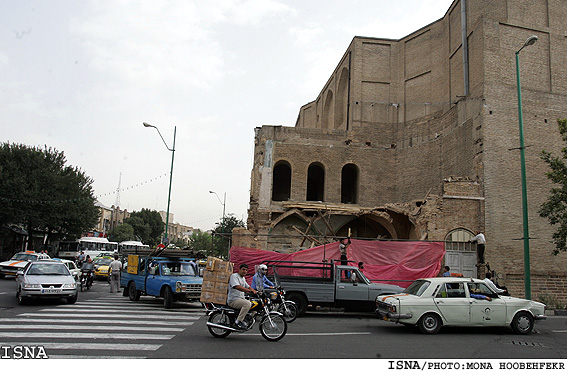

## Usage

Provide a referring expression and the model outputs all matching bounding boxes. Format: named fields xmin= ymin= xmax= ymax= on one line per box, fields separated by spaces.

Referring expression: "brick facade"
xmin=238 ymin=0 xmax=567 ymax=302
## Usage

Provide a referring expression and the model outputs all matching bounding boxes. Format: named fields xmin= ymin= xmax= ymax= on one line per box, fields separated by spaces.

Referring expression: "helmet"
xmin=258 ymin=264 xmax=268 ymax=273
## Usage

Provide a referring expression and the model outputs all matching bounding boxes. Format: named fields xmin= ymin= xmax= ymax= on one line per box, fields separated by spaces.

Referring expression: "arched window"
xmin=306 ymin=163 xmax=325 ymax=201
xmin=341 ymin=163 xmax=358 ymax=204
xmin=272 ymin=161 xmax=291 ymax=201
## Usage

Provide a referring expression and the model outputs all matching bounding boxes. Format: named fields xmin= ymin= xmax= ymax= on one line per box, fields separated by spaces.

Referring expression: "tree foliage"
xmin=108 ymin=223 xmax=135 ymax=243
xmin=124 ymin=208 xmax=164 ymax=246
xmin=212 ymin=214 xmax=245 ymax=258
xmin=540 ymin=119 xmax=567 ymax=255
xmin=188 ymin=230 xmax=212 ymax=255
xmin=0 ymin=143 xmax=99 ymax=248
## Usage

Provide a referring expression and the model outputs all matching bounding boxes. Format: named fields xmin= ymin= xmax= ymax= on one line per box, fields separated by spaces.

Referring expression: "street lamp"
xmin=209 ymin=190 xmax=227 ymax=255
xmin=143 ymin=122 xmax=176 ymax=245
xmin=515 ymin=35 xmax=537 ymax=299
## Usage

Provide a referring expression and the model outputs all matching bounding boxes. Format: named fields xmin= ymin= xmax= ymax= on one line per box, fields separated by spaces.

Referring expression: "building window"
xmin=272 ymin=161 xmax=291 ymax=201
xmin=445 ymin=229 xmax=475 ymax=251
xmin=306 ymin=163 xmax=325 ymax=201
xmin=341 ymin=163 xmax=358 ymax=204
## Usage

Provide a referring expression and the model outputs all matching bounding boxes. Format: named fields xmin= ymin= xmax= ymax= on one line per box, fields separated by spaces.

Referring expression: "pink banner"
xmin=229 ymin=239 xmax=445 ymax=287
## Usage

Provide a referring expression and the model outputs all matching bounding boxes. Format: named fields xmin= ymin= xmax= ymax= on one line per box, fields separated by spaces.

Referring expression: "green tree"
xmin=189 ymin=230 xmax=212 ymax=256
xmin=108 ymin=223 xmax=135 ymax=242
xmin=125 ymin=209 xmax=164 ymax=246
xmin=0 ymin=143 xmax=99 ymax=249
xmin=212 ymin=214 xmax=245 ymax=258
xmin=540 ymin=119 xmax=567 ymax=255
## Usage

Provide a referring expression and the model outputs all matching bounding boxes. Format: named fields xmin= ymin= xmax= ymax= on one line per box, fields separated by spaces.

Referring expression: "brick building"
xmin=236 ymin=0 xmax=567 ymax=303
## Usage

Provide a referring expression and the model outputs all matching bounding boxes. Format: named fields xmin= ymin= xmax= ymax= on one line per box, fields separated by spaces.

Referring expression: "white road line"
xmin=39 ymin=308 xmax=176 ymax=314
xmin=2 ymin=342 xmax=161 ymax=351
xmin=18 ymin=313 xmax=195 ymax=320
xmin=0 ymin=324 xmax=186 ymax=331
xmin=551 ymin=330 xmax=567 ymax=333
xmin=239 ymin=332 xmax=373 ymax=337
xmin=48 ymin=355 xmax=141 ymax=359
xmin=0 ymin=332 xmax=175 ymax=340
xmin=0 ymin=318 xmax=197 ymax=325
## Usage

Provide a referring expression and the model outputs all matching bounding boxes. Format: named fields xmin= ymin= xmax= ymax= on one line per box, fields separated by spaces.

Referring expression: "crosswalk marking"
xmin=0 ymin=293 xmax=204 ymax=358
xmin=19 ymin=312 xmax=196 ymax=320
xmin=0 ymin=332 xmax=176 ymax=340
xmin=0 ymin=324 xmax=185 ymax=331
xmin=1 ymin=342 xmax=162 ymax=351
xmin=0 ymin=318 xmax=193 ymax=326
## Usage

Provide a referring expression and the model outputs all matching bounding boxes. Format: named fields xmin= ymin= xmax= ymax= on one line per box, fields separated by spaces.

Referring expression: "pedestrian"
xmin=228 ymin=263 xmax=257 ymax=330
xmin=358 ymin=261 xmax=365 ymax=273
xmin=470 ymin=230 xmax=486 ymax=263
xmin=442 ymin=266 xmax=451 ymax=277
xmin=109 ymin=255 xmax=122 ymax=293
xmin=484 ymin=272 xmax=509 ymax=296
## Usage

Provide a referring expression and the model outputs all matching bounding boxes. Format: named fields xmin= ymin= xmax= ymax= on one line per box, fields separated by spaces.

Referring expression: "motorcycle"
xmin=80 ymin=270 xmax=94 ymax=292
xmin=265 ymin=285 xmax=298 ymax=323
xmin=205 ymin=291 xmax=288 ymax=342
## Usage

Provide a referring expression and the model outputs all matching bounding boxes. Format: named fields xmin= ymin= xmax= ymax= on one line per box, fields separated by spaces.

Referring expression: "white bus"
xmin=57 ymin=237 xmax=118 ymax=260
xmin=118 ymin=240 xmax=149 ymax=253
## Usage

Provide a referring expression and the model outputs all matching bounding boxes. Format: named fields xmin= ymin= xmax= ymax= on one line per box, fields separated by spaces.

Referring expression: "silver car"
xmin=16 ymin=260 xmax=78 ymax=305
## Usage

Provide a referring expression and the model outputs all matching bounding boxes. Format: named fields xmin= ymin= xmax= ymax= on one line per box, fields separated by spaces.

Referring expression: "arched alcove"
xmin=335 ymin=67 xmax=349 ymax=129
xmin=341 ymin=163 xmax=359 ymax=204
xmin=272 ymin=161 xmax=291 ymax=201
xmin=307 ymin=163 xmax=325 ymax=201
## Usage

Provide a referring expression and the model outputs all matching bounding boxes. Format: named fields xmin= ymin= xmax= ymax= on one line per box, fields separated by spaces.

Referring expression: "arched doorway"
xmin=307 ymin=163 xmax=325 ymax=201
xmin=445 ymin=228 xmax=477 ymax=278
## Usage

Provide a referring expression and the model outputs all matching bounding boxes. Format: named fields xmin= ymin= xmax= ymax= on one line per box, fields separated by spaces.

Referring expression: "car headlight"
xmin=23 ymin=283 xmax=41 ymax=289
xmin=62 ymin=283 xmax=77 ymax=289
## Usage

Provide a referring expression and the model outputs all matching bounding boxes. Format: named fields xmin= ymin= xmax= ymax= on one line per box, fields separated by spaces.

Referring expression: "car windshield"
xmin=27 ymin=263 xmax=70 ymax=276
xmin=11 ymin=253 xmax=36 ymax=261
xmin=161 ymin=262 xmax=196 ymax=276
xmin=94 ymin=258 xmax=112 ymax=265
xmin=403 ymin=280 xmax=431 ymax=296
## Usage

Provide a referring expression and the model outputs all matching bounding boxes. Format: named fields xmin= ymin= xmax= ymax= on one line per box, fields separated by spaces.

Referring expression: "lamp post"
xmin=209 ymin=190 xmax=227 ymax=255
xmin=515 ymin=35 xmax=537 ymax=300
xmin=143 ymin=122 xmax=176 ymax=245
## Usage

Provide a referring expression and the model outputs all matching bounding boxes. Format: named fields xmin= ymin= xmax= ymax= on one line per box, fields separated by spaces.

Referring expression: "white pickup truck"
xmin=264 ymin=260 xmax=404 ymax=316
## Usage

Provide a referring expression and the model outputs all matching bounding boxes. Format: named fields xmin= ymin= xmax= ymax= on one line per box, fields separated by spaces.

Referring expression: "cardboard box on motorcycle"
xmin=200 ymin=256 xmax=234 ymax=304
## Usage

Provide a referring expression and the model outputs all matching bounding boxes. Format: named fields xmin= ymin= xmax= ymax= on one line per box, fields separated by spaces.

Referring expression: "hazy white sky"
xmin=1 ymin=0 xmax=454 ymax=231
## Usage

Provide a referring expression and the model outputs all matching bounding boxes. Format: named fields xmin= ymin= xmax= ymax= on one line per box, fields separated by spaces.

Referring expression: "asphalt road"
xmin=0 ymin=276 xmax=566 ymax=361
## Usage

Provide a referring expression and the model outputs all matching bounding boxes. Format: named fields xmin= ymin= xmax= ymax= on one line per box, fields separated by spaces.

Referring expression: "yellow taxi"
xmin=93 ymin=257 xmax=113 ymax=279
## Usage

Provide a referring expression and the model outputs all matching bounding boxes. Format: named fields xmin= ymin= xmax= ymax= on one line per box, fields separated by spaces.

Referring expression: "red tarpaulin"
xmin=229 ymin=239 xmax=445 ymax=287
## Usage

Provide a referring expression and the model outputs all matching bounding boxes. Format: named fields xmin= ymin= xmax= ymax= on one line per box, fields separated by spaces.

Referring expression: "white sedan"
xmin=0 ymin=251 xmax=51 ymax=278
xmin=376 ymin=277 xmax=546 ymax=335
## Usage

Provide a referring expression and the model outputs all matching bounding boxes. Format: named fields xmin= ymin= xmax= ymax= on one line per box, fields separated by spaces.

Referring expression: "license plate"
xmin=41 ymin=288 xmax=62 ymax=294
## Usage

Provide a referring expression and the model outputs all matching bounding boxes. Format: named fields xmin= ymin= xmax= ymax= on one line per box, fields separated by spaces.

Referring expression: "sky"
xmin=1 ymin=0 xmax=455 ymax=232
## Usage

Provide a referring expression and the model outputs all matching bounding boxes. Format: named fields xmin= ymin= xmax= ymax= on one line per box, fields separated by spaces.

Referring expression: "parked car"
xmin=375 ymin=277 xmax=546 ymax=335
xmin=16 ymin=260 xmax=78 ymax=305
xmin=0 ymin=251 xmax=51 ymax=279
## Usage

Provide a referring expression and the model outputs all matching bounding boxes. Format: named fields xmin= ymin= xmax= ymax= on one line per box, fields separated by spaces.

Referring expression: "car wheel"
xmin=418 ymin=313 xmax=442 ymax=334
xmin=163 ymin=286 xmax=173 ymax=309
xmin=511 ymin=312 xmax=534 ymax=335
xmin=67 ymin=292 xmax=78 ymax=304
xmin=128 ymin=281 xmax=140 ymax=301
xmin=286 ymin=293 xmax=308 ymax=316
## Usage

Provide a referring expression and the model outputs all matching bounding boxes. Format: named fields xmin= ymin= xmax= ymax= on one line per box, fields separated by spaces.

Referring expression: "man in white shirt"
xmin=228 ymin=263 xmax=257 ymax=330
xmin=470 ymin=231 xmax=486 ymax=263
xmin=109 ymin=255 xmax=123 ymax=293
xmin=483 ymin=272 xmax=507 ymax=295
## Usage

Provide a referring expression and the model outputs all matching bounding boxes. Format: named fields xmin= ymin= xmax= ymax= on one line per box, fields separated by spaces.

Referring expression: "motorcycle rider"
xmin=251 ymin=264 xmax=274 ymax=291
xmin=228 ymin=263 xmax=257 ymax=330
xmin=81 ymin=257 xmax=95 ymax=286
